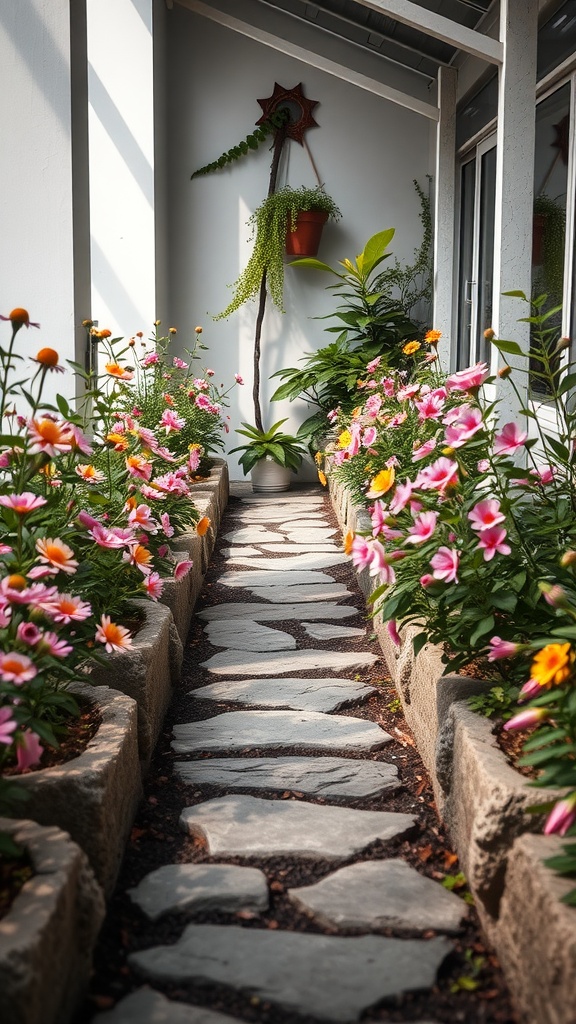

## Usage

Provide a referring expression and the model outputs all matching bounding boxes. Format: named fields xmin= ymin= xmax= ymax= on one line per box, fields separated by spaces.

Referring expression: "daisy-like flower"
xmin=0 ymin=492 xmax=47 ymax=514
xmin=106 ymin=432 xmax=129 ymax=452
xmin=31 ymin=347 xmax=65 ymax=372
xmin=425 ymin=329 xmax=442 ymax=346
xmin=126 ymin=455 xmax=153 ymax=481
xmin=128 ymin=504 xmax=157 ymax=533
xmin=95 ymin=614 xmax=133 ymax=653
xmin=430 ymin=546 xmax=460 ymax=583
xmin=69 ymin=424 xmax=93 ymax=456
xmin=405 ymin=511 xmax=439 ymax=545
xmin=174 ymin=560 xmax=193 ymax=581
xmin=172 ymin=356 xmax=187 ymax=369
xmin=105 ymin=362 xmax=134 ymax=381
xmin=38 ymin=631 xmax=73 ymax=658
xmin=75 ymin=464 xmax=105 ymax=483
xmin=123 ymin=543 xmax=153 ymax=574
xmin=27 ymin=417 xmax=73 ymax=457
xmin=494 ymin=421 xmax=528 ymax=456
xmin=366 ymin=466 xmax=395 ymax=499
xmin=16 ymin=729 xmax=43 ymax=771
xmin=0 ymin=706 xmax=17 ymax=746
xmin=143 ymin=572 xmax=164 ymax=600
xmin=468 ymin=499 xmax=506 ymax=532
xmin=42 ymin=593 xmax=92 ymax=623
xmin=403 ymin=340 xmax=421 ymax=355
xmin=0 ymin=308 xmax=40 ymax=332
xmin=160 ymin=408 xmax=185 ymax=434
xmin=476 ymin=526 xmax=511 ymax=561
xmin=530 ymin=642 xmax=573 ymax=688
xmin=0 ymin=651 xmax=37 ymax=684
xmin=35 ymin=537 xmax=79 ymax=574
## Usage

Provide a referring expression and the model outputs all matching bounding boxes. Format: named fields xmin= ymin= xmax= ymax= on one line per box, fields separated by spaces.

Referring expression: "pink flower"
xmin=381 ymin=378 xmax=396 ymax=397
xmin=188 ymin=447 xmax=202 ymax=472
xmin=160 ymin=512 xmax=174 ymax=538
xmin=396 ymin=382 xmax=420 ymax=402
xmin=420 ymin=573 xmax=435 ymax=588
xmin=415 ymin=393 xmax=445 ymax=421
xmin=40 ymin=632 xmax=73 ymax=658
xmin=544 ymin=794 xmax=576 ymax=837
xmin=0 ymin=707 xmax=17 ymax=745
xmin=444 ymin=405 xmax=483 ymax=448
xmin=128 ymin=504 xmax=157 ymax=533
xmin=16 ymin=622 xmax=42 ymax=646
xmin=416 ymin=457 xmax=459 ymax=493
xmin=430 ymin=546 xmax=460 ymax=583
xmin=364 ymin=394 xmax=382 ymax=417
xmin=42 ymin=593 xmax=92 ymax=623
xmin=368 ymin=541 xmax=396 ymax=585
xmin=16 ymin=730 xmax=43 ymax=771
xmin=143 ymin=352 xmax=160 ymax=366
xmin=488 ymin=636 xmax=519 ymax=661
xmin=519 ymin=678 xmax=542 ymax=700
xmin=388 ymin=411 xmax=408 ymax=428
xmin=140 ymin=484 xmax=166 ymax=502
xmin=160 ymin=408 xmax=185 ymax=433
xmin=35 ymin=537 xmax=79 ymax=575
xmin=69 ymin=424 xmax=93 ymax=456
xmin=411 ymin=438 xmax=436 ymax=463
xmin=468 ymin=499 xmax=505 ymax=533
xmin=174 ymin=559 xmax=193 ymax=581
xmin=387 ymin=620 xmax=401 ymax=646
xmin=446 ymin=362 xmax=489 ymax=392
xmin=95 ymin=614 xmax=134 ymax=653
xmin=327 ymin=408 xmax=339 ymax=423
xmin=143 ymin=572 xmax=164 ymax=600
xmin=172 ymin=357 xmax=187 ymax=369
xmin=0 ymin=651 xmax=37 ymax=684
xmin=494 ymin=422 xmax=527 ymax=456
xmin=350 ymin=536 xmax=374 ymax=571
xmin=234 ymin=373 xmax=244 ymax=384
xmin=206 ymin=368 xmax=215 ymax=377
xmin=126 ymin=455 xmax=153 ymax=481
xmin=405 ymin=511 xmax=438 ymax=545
xmin=153 ymin=472 xmax=189 ymax=496
xmin=362 ymin=425 xmax=378 ymax=447
xmin=530 ymin=465 xmax=555 ymax=485
xmin=194 ymin=393 xmax=212 ymax=410
xmin=477 ymin=526 xmax=511 ymax=561
xmin=389 ymin=479 xmax=413 ymax=514
xmin=504 ymin=708 xmax=549 ymax=731
xmin=0 ymin=492 xmax=47 ymax=514
xmin=477 ymin=459 xmax=490 ymax=473
xmin=366 ymin=356 xmax=381 ymax=374
xmin=89 ymin=524 xmax=130 ymax=549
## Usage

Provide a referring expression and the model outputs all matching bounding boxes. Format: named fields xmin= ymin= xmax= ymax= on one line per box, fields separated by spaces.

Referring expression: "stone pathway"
xmin=92 ymin=485 xmax=475 ymax=1024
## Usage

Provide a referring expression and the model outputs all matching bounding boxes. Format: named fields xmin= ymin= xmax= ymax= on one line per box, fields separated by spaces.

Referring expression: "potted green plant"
xmin=215 ymin=185 xmax=341 ymax=320
xmin=228 ymin=418 xmax=308 ymax=493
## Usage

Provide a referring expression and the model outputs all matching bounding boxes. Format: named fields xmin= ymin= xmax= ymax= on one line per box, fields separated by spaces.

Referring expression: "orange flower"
xmin=530 ymin=643 xmax=574 ymax=688
xmin=169 ymin=327 xmax=177 ymax=334
xmin=127 ymin=544 xmax=153 ymax=573
xmin=0 ymin=308 xmax=40 ymax=331
xmin=105 ymin=362 xmax=133 ymax=381
xmin=7 ymin=574 xmax=27 ymax=591
xmin=35 ymin=537 xmax=79 ymax=574
xmin=194 ymin=326 xmax=203 ymax=334
xmin=196 ymin=516 xmax=210 ymax=537
xmin=425 ymin=329 xmax=442 ymax=346
xmin=95 ymin=615 xmax=133 ymax=653
xmin=366 ymin=467 xmax=395 ymax=499
xmin=75 ymin=464 xmax=105 ymax=483
xmin=318 ymin=469 xmax=327 ymax=487
xmin=403 ymin=340 xmax=421 ymax=356
xmin=28 ymin=418 xmax=73 ymax=456
xmin=344 ymin=530 xmax=355 ymax=555
xmin=106 ymin=432 xmax=128 ymax=452
xmin=33 ymin=348 xmax=64 ymax=373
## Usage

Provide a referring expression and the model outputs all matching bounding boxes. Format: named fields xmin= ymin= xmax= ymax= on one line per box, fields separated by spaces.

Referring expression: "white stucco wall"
xmin=164 ymin=4 xmax=434 ymax=477
xmin=0 ymin=0 xmax=88 ymax=403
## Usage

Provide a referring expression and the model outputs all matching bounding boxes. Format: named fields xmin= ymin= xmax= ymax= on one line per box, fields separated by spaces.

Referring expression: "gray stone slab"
xmin=240 ymin=496 xmax=324 ymax=505
xmin=219 ymin=569 xmax=336 ymax=589
xmin=233 ymin=511 xmax=327 ymax=523
xmin=288 ymin=859 xmax=466 ymax=934
xmin=174 ymin=755 xmax=401 ymax=798
xmin=260 ymin=543 xmax=339 ymax=553
xmin=172 ymin=710 xmax=390 ymax=753
xmin=248 ymin=583 xmax=352 ymax=603
xmin=278 ymin=519 xmax=330 ymax=530
xmin=225 ymin=553 xmax=347 ymax=571
xmin=285 ymin=528 xmax=338 ymax=542
xmin=93 ymin=989 xmax=241 ymax=1024
xmin=197 ymin=602 xmax=358 ymax=623
xmin=223 ymin=527 xmax=285 ymax=544
xmin=127 ymin=863 xmax=269 ymax=921
xmin=221 ymin=546 xmax=262 ymax=558
xmin=189 ymin=676 xmax=376 ymax=711
xmin=199 ymin=648 xmax=379 ymax=677
xmin=179 ymin=795 xmax=415 ymax=859
xmin=302 ymin=622 xmax=366 ymax=641
xmin=204 ymin=620 xmax=296 ymax=652
xmin=129 ymin=924 xmax=450 ymax=1022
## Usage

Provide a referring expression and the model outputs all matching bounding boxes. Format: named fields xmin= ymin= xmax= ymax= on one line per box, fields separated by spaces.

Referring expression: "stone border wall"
xmin=329 ymin=475 xmax=576 ymax=1024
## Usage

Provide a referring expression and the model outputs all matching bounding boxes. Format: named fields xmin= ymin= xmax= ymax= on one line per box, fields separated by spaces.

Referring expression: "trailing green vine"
xmin=373 ymin=176 xmax=433 ymax=328
xmin=191 ymin=108 xmax=291 ymax=179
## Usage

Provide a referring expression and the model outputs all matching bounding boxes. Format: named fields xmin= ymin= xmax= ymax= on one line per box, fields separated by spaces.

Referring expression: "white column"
xmin=433 ymin=66 xmax=457 ymax=354
xmin=87 ymin=0 xmax=157 ymax=339
xmin=492 ymin=0 xmax=538 ymax=416
xmin=0 ymin=0 xmax=90 ymax=400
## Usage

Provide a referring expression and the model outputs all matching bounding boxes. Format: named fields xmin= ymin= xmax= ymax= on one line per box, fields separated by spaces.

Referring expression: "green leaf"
xmin=491 ymin=338 xmax=527 ymax=357
xmin=288 ymin=258 xmax=338 ymax=274
xmin=361 ymin=229 xmax=395 ymax=275
xmin=469 ymin=614 xmax=495 ymax=647
xmin=502 ymin=289 xmax=527 ymax=299
xmin=412 ymin=631 xmax=428 ymax=658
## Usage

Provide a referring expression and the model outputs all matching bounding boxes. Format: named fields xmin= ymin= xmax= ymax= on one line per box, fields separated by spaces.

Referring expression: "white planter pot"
xmin=250 ymin=457 xmax=293 ymax=493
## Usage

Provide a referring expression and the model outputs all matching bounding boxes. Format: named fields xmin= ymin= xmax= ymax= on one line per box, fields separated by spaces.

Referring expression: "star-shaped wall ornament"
xmin=256 ymin=83 xmax=319 ymax=145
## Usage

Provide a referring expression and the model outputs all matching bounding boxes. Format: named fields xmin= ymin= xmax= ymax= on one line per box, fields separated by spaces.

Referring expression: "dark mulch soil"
xmin=76 ymin=490 xmax=520 ymax=1024
xmin=3 ymin=698 xmax=102 ymax=776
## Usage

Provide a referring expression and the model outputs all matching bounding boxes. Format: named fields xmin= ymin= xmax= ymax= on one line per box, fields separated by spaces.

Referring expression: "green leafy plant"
xmin=228 ymin=419 xmax=308 ymax=475
xmin=373 ymin=178 xmax=433 ymax=328
xmin=533 ymin=192 xmax=566 ymax=302
xmin=468 ymin=685 xmax=520 ymax=720
xmin=191 ymin=109 xmax=291 ymax=179
xmin=215 ymin=185 xmax=341 ymax=320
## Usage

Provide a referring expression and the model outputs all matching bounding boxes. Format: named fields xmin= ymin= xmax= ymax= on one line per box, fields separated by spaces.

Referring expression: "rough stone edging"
xmin=13 ymin=682 xmax=142 ymax=897
xmin=328 ymin=474 xmax=576 ymax=1024
xmin=0 ymin=816 xmax=105 ymax=1024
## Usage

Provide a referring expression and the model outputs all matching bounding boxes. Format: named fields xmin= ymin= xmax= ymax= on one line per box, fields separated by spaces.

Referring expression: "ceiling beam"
xmin=351 ymin=0 xmax=503 ymax=64
xmin=176 ymin=0 xmax=439 ymax=120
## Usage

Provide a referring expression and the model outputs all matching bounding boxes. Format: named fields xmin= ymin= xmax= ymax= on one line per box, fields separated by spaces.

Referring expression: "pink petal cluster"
xmin=494 ymin=421 xmax=527 ymax=456
xmin=446 ymin=362 xmax=489 ymax=392
xmin=476 ymin=526 xmax=511 ymax=561
xmin=430 ymin=546 xmax=460 ymax=583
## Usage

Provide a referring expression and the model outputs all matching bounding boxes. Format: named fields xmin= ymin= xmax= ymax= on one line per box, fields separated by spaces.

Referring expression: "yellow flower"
xmin=318 ymin=470 xmax=327 ymax=487
xmin=530 ymin=643 xmax=574 ymax=688
xmin=403 ymin=340 xmax=421 ymax=356
xmin=343 ymin=530 xmax=355 ymax=555
xmin=338 ymin=429 xmax=352 ymax=449
xmin=442 ymin=446 xmax=455 ymax=456
xmin=314 ymin=451 xmax=323 ymax=466
xmin=366 ymin=466 xmax=395 ymax=498
xmin=425 ymin=329 xmax=442 ymax=345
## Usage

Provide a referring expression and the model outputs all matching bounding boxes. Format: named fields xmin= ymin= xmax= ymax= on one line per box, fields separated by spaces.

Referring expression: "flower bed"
xmin=0 ymin=817 xmax=105 ymax=1024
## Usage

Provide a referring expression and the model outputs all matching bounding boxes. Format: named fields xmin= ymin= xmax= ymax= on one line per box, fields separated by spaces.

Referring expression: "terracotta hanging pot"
xmin=285 ymin=210 xmax=329 ymax=257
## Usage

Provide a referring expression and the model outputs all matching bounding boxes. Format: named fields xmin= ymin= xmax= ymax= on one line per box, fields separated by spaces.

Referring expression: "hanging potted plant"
xmin=228 ymin=418 xmax=308 ymax=493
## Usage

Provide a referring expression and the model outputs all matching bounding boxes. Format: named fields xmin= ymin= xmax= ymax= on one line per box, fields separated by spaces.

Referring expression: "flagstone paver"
xmin=94 ymin=989 xmax=242 ymax=1024
xmin=221 ymin=546 xmax=262 ymax=558
xmin=284 ymin=528 xmax=339 ymax=542
xmin=259 ymin=542 xmax=340 ymax=553
xmin=288 ymin=859 xmax=466 ymax=934
xmin=302 ymin=622 xmax=367 ymax=640
xmin=225 ymin=552 xmax=348 ymax=571
xmin=247 ymin=582 xmax=353 ymax=602
xmin=128 ymin=925 xmax=451 ymax=1022
xmin=200 ymin=647 xmax=378 ymax=675
xmin=189 ymin=676 xmax=376 ymax=711
xmin=179 ymin=795 xmax=415 ymax=858
xmin=223 ymin=527 xmax=285 ymax=544
xmin=127 ymin=863 xmax=269 ymax=921
xmin=203 ymin=619 xmax=296 ymax=652
xmin=174 ymin=755 xmax=401 ymax=798
xmin=197 ymin=601 xmax=358 ymax=622
xmin=218 ymin=569 xmax=337 ymax=588
xmin=233 ymin=511 xmax=327 ymax=523
xmin=172 ymin=710 xmax=390 ymax=754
